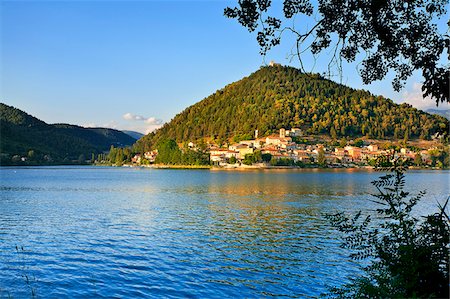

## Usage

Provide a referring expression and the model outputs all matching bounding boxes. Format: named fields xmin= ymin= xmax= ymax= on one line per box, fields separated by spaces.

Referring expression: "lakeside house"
xmin=205 ymin=128 xmax=443 ymax=167
xmin=130 ymin=128 xmax=445 ymax=168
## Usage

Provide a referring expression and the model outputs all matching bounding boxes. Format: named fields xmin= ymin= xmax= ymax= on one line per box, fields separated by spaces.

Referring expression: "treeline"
xmin=154 ymin=140 xmax=209 ymax=165
xmin=99 ymin=141 xmax=210 ymax=166
xmin=134 ymin=66 xmax=448 ymax=152
xmin=96 ymin=146 xmax=134 ymax=166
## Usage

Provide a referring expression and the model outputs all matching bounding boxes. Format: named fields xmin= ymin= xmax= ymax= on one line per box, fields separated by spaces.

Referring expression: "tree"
xmin=317 ymin=147 xmax=326 ymax=167
xmin=261 ymin=153 xmax=272 ymax=163
xmin=224 ymin=0 xmax=449 ymax=104
xmin=243 ymin=153 xmax=256 ymax=165
xmin=403 ymin=128 xmax=409 ymax=144
xmin=330 ymin=126 xmax=337 ymax=140
xmin=155 ymin=139 xmax=182 ymax=165
xmin=108 ymin=145 xmax=116 ymax=162
xmin=78 ymin=154 xmax=86 ymax=164
xmin=229 ymin=156 xmax=237 ymax=164
xmin=353 ymin=139 xmax=364 ymax=147
xmin=27 ymin=150 xmax=35 ymax=160
xmin=326 ymin=158 xmax=449 ymax=298
xmin=115 ymin=149 xmax=124 ymax=166
xmin=254 ymin=150 xmax=262 ymax=162
xmin=414 ymin=153 xmax=423 ymax=166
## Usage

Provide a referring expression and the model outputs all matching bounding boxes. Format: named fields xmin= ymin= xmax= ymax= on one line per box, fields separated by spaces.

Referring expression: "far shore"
xmin=115 ymin=163 xmax=447 ymax=171
xmin=1 ymin=163 xmax=447 ymax=171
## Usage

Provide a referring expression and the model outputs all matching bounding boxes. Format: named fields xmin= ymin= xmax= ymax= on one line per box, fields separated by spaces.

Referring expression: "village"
xmin=132 ymin=128 xmax=446 ymax=168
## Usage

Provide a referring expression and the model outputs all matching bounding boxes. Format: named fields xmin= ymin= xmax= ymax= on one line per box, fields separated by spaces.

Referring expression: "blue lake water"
xmin=0 ymin=167 xmax=448 ymax=298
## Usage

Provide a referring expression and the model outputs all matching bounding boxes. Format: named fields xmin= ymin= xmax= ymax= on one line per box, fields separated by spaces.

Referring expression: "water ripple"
xmin=0 ymin=167 xmax=448 ymax=298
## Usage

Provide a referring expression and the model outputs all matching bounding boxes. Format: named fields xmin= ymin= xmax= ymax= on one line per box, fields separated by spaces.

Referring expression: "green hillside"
xmin=0 ymin=103 xmax=136 ymax=165
xmin=134 ymin=65 xmax=449 ymax=152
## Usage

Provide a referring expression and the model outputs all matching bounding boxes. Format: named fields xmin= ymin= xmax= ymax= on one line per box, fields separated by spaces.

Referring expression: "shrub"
xmin=326 ymin=157 xmax=449 ymax=298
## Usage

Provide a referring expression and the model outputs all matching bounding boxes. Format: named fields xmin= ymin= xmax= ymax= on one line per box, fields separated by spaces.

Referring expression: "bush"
xmin=326 ymin=157 xmax=449 ymax=298
xmin=243 ymin=153 xmax=255 ymax=165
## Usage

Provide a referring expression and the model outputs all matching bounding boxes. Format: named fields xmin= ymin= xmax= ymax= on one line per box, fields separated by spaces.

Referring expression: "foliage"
xmin=261 ymin=153 xmax=272 ymax=163
xmin=428 ymin=147 xmax=449 ymax=168
xmin=270 ymin=157 xmax=296 ymax=166
xmin=104 ymin=146 xmax=133 ymax=166
xmin=155 ymin=139 xmax=209 ymax=166
xmin=353 ymin=139 xmax=364 ymax=147
xmin=155 ymin=139 xmax=182 ymax=165
xmin=414 ymin=153 xmax=423 ymax=166
xmin=134 ymin=67 xmax=448 ymax=153
xmin=243 ymin=153 xmax=256 ymax=165
xmin=325 ymin=157 xmax=449 ymax=298
xmin=317 ymin=147 xmax=326 ymax=167
xmin=224 ymin=0 xmax=449 ymax=104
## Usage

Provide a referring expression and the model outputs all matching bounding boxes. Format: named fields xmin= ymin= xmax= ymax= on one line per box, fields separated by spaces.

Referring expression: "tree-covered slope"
xmin=0 ymin=103 xmax=136 ymax=164
xmin=122 ymin=130 xmax=144 ymax=140
xmin=134 ymin=65 xmax=449 ymax=152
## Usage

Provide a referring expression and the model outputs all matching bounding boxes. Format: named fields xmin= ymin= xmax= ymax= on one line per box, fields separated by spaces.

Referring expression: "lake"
xmin=0 ymin=167 xmax=448 ymax=298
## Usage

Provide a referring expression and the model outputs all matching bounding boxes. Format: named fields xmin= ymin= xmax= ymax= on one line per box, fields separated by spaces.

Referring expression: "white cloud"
xmin=82 ymin=122 xmax=97 ymax=128
xmin=399 ymin=82 xmax=450 ymax=111
xmin=123 ymin=112 xmax=163 ymax=125
xmin=102 ymin=120 xmax=119 ymax=129
xmin=123 ymin=112 xmax=145 ymax=121
xmin=145 ymin=117 xmax=163 ymax=125
xmin=122 ymin=112 xmax=164 ymax=134
xmin=144 ymin=124 xmax=163 ymax=134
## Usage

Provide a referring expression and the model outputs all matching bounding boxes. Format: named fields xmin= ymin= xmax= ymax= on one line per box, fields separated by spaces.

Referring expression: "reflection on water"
xmin=0 ymin=167 xmax=448 ymax=298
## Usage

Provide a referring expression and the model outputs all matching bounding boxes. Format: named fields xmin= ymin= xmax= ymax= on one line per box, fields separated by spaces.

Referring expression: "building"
xmin=239 ymin=140 xmax=256 ymax=148
xmin=344 ymin=146 xmax=362 ymax=161
xmin=288 ymin=128 xmax=302 ymax=137
xmin=210 ymin=149 xmax=239 ymax=164
xmin=282 ymin=142 xmax=297 ymax=150
xmin=144 ymin=150 xmax=158 ymax=163
xmin=294 ymin=150 xmax=312 ymax=163
xmin=265 ymin=135 xmax=292 ymax=147
xmin=400 ymin=148 xmax=410 ymax=155
xmin=132 ymin=154 xmax=141 ymax=164
xmin=269 ymin=60 xmax=281 ymax=67
xmin=262 ymin=147 xmax=279 ymax=156
xmin=234 ymin=144 xmax=254 ymax=159
xmin=367 ymin=144 xmax=378 ymax=152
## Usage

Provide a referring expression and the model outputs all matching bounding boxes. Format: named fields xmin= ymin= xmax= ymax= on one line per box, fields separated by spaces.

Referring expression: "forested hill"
xmin=134 ymin=65 xmax=449 ymax=152
xmin=0 ymin=103 xmax=136 ymax=164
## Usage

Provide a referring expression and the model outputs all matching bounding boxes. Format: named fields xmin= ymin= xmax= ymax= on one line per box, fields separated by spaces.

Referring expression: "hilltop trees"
xmin=134 ymin=66 xmax=448 ymax=152
xmin=224 ymin=0 xmax=449 ymax=104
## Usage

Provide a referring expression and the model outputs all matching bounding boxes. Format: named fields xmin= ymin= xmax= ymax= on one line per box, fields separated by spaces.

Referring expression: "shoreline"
xmin=1 ymin=163 xmax=448 ymax=171
xmin=119 ymin=164 xmax=448 ymax=171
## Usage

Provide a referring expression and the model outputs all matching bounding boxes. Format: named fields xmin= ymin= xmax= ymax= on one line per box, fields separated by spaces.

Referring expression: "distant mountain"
xmin=425 ymin=109 xmax=450 ymax=120
xmin=122 ymin=130 xmax=144 ymax=140
xmin=134 ymin=65 xmax=449 ymax=152
xmin=0 ymin=103 xmax=136 ymax=165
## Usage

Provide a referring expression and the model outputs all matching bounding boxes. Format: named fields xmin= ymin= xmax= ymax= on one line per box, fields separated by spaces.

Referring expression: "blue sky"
xmin=1 ymin=0 xmax=448 ymax=134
